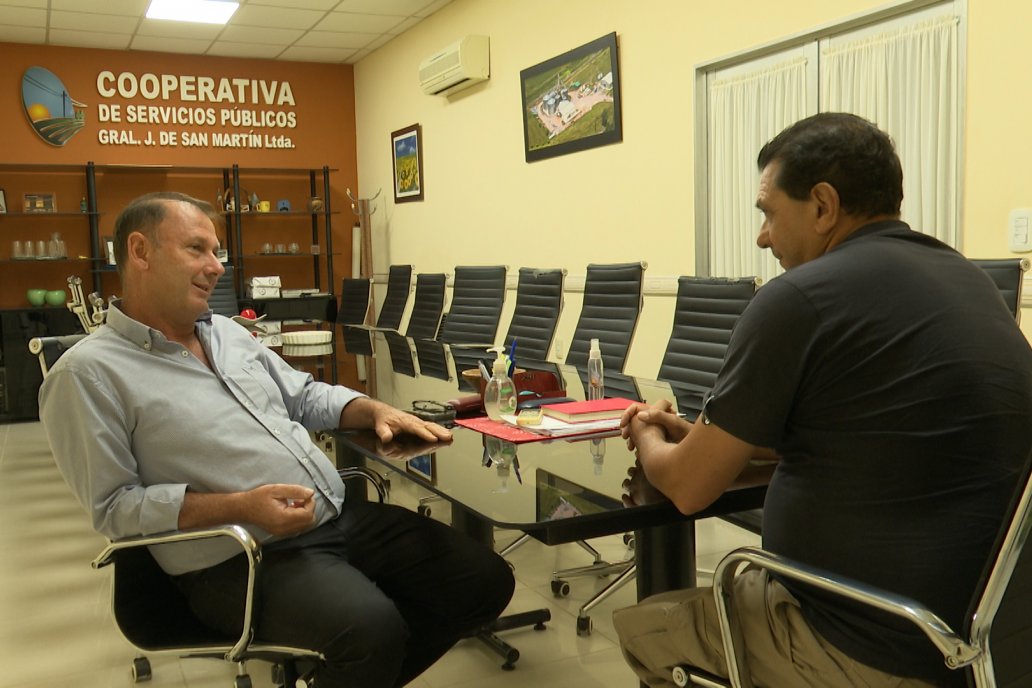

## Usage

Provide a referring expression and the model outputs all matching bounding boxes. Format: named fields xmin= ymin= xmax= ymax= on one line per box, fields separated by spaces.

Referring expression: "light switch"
xmin=1008 ymin=209 xmax=1032 ymax=252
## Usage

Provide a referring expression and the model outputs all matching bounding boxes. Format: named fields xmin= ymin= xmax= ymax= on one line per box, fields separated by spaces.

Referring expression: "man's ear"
xmin=125 ymin=232 xmax=151 ymax=270
xmin=810 ymin=182 xmax=841 ymax=235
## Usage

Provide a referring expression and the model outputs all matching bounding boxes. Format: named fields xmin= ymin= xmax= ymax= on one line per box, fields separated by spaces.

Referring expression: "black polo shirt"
xmin=705 ymin=220 xmax=1032 ymax=685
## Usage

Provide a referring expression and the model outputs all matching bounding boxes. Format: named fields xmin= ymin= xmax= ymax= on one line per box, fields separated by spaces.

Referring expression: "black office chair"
xmin=413 ymin=337 xmax=451 ymax=381
xmin=564 ymin=262 xmax=646 ymax=373
xmin=501 ymin=267 xmax=566 ymax=362
xmin=383 ymin=331 xmax=417 ymax=377
xmin=673 ymin=457 xmax=1032 ymax=688
xmin=31 ymin=329 xmax=390 ymax=688
xmin=209 ymin=265 xmax=240 ymax=318
xmin=658 ymin=276 xmax=759 ymax=391
xmin=438 ymin=265 xmax=507 ymax=346
xmin=971 ymin=258 xmax=1029 ymax=323
xmin=336 ymin=278 xmax=371 ymax=325
xmin=660 ymin=276 xmax=762 ymax=536
xmin=375 ymin=264 xmax=413 ymax=331
xmin=337 ymin=278 xmax=374 ymax=356
xmin=94 ymin=468 xmax=388 ymax=688
xmin=404 ymin=273 xmax=446 ymax=340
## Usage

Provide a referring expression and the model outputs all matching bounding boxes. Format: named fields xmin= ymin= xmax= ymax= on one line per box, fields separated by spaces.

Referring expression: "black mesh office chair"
xmin=501 ymin=267 xmax=565 ymax=362
xmin=564 ymin=262 xmax=646 ymax=372
xmin=375 ymin=264 xmax=413 ymax=331
xmin=971 ymin=258 xmax=1029 ymax=323
xmin=404 ymin=273 xmax=446 ymax=340
xmin=673 ymin=457 xmax=1032 ymax=688
xmin=209 ymin=265 xmax=240 ymax=318
xmin=438 ymin=265 xmax=507 ymax=346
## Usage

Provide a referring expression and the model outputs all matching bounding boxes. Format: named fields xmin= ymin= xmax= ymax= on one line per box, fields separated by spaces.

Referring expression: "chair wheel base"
xmin=131 ymin=656 xmax=152 ymax=682
xmin=550 ymin=579 xmax=570 ymax=597
xmin=576 ymin=616 xmax=592 ymax=636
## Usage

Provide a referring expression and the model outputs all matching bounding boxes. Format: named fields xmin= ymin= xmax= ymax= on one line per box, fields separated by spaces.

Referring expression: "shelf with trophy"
xmin=223 ymin=165 xmax=340 ymax=383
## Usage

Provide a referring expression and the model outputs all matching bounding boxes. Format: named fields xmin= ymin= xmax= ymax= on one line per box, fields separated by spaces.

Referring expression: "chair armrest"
xmin=339 ymin=465 xmax=388 ymax=502
xmin=712 ymin=546 xmax=980 ymax=688
xmin=91 ymin=524 xmax=260 ymax=662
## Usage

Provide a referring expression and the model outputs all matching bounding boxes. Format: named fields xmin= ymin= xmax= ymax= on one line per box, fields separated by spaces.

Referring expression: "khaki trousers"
xmin=612 ymin=569 xmax=938 ymax=688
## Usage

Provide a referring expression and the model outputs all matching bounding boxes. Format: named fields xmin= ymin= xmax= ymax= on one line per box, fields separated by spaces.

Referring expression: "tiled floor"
xmin=0 ymin=421 xmax=759 ymax=688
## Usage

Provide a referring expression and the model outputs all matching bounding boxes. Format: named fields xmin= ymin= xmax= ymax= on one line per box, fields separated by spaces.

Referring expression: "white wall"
xmin=355 ymin=0 xmax=1032 ymax=374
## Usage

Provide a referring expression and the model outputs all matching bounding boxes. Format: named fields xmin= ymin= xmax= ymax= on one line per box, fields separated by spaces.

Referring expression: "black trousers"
xmin=177 ymin=501 xmax=515 ymax=687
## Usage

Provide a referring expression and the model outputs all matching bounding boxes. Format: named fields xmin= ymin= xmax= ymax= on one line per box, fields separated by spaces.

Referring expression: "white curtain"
xmin=821 ymin=15 xmax=960 ymax=247
xmin=708 ymin=58 xmax=808 ymax=282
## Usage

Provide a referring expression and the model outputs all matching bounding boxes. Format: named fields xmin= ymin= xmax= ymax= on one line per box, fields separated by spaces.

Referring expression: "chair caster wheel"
xmin=623 ymin=532 xmax=635 ymax=549
xmin=234 ymin=675 xmax=253 ymax=688
xmin=672 ymin=665 xmax=690 ymax=687
xmin=576 ymin=616 xmax=592 ymax=636
xmin=271 ymin=664 xmax=285 ymax=686
xmin=417 ymin=504 xmax=431 ymax=517
xmin=551 ymin=579 xmax=570 ymax=597
xmin=131 ymin=656 xmax=152 ymax=682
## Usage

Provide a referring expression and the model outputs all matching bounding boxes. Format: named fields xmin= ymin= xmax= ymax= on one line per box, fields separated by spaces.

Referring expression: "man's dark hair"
xmin=113 ymin=192 xmax=222 ymax=279
xmin=757 ymin=112 xmax=904 ymax=217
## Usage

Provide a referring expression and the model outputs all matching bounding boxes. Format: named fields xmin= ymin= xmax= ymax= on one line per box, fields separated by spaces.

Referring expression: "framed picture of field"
xmin=391 ymin=123 xmax=424 ymax=203
xmin=520 ymin=32 xmax=622 ymax=163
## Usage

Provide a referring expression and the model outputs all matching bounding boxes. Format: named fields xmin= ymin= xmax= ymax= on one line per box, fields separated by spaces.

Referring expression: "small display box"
xmin=23 ymin=192 xmax=57 ymax=213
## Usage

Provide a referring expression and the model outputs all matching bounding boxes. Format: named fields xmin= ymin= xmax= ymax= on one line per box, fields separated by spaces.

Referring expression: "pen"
xmin=507 ymin=338 xmax=517 ymax=377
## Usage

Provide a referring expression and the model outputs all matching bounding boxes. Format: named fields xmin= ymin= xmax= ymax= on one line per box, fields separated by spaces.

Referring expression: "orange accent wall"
xmin=3 ymin=42 xmax=356 ymax=169
xmin=2 ymin=42 xmax=362 ymax=388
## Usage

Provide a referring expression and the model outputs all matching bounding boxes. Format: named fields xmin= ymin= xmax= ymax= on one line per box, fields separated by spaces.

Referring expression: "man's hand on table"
xmin=621 ymin=461 xmax=669 ymax=507
xmin=376 ymin=436 xmax=454 ymax=464
xmin=373 ymin=404 xmax=453 ymax=443
xmin=620 ymin=399 xmax=690 ymax=451
xmin=342 ymin=397 xmax=453 ymax=443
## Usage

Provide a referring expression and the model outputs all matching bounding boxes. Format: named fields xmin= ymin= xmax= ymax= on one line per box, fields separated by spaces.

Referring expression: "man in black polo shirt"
xmin=613 ymin=112 xmax=1032 ymax=687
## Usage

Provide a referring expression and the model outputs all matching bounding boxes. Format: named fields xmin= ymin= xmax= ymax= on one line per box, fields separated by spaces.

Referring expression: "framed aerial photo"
xmin=391 ymin=123 xmax=424 ymax=203
xmin=520 ymin=32 xmax=623 ymax=163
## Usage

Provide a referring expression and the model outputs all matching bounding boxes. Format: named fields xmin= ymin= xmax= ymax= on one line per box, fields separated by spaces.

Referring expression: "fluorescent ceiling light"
xmin=146 ymin=0 xmax=239 ymax=25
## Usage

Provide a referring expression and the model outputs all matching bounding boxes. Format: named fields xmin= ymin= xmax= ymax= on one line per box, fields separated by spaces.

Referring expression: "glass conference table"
xmin=331 ymin=330 xmax=768 ymax=667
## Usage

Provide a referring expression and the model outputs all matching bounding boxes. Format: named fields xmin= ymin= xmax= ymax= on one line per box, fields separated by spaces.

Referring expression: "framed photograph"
xmin=520 ymin=32 xmax=623 ymax=163
xmin=406 ymin=453 xmax=436 ymax=484
xmin=0 ymin=188 xmax=7 ymax=213
xmin=23 ymin=192 xmax=57 ymax=213
xmin=391 ymin=123 xmax=424 ymax=203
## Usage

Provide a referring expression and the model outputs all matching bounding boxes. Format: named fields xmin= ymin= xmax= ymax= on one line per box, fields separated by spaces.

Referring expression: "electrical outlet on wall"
xmin=1009 ymin=208 xmax=1032 ymax=252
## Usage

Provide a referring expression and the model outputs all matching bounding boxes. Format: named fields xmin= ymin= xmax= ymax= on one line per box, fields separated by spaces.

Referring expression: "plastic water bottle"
xmin=587 ymin=338 xmax=604 ymax=401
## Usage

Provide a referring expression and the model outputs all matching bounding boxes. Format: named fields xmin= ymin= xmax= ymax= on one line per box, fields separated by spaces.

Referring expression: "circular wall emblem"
xmin=22 ymin=66 xmax=87 ymax=146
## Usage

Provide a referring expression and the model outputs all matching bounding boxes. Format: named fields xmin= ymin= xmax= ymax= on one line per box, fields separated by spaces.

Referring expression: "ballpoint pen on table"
xmin=507 ymin=338 xmax=517 ymax=377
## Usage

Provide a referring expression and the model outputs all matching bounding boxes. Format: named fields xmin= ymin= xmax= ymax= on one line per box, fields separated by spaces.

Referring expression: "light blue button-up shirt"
xmin=40 ymin=301 xmax=364 ymax=574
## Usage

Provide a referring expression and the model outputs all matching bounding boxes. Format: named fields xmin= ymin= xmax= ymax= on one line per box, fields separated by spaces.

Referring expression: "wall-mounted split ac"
xmin=419 ymin=35 xmax=490 ymax=96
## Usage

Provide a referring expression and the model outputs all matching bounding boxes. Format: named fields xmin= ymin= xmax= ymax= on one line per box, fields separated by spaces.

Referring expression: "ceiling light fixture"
xmin=146 ymin=0 xmax=239 ymax=25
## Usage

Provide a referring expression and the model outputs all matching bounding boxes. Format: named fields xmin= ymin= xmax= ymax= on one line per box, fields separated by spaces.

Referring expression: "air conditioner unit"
xmin=419 ymin=35 xmax=490 ymax=96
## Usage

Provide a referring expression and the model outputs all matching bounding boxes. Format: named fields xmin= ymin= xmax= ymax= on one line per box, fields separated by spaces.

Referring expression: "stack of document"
xmin=500 ymin=413 xmax=621 ymax=438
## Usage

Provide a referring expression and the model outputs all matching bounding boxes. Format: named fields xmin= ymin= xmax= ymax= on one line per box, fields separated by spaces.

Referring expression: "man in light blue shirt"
xmin=40 ymin=191 xmax=514 ymax=688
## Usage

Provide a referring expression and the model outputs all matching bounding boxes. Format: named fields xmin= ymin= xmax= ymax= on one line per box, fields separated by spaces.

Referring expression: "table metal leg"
xmin=634 ymin=520 xmax=696 ymax=600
